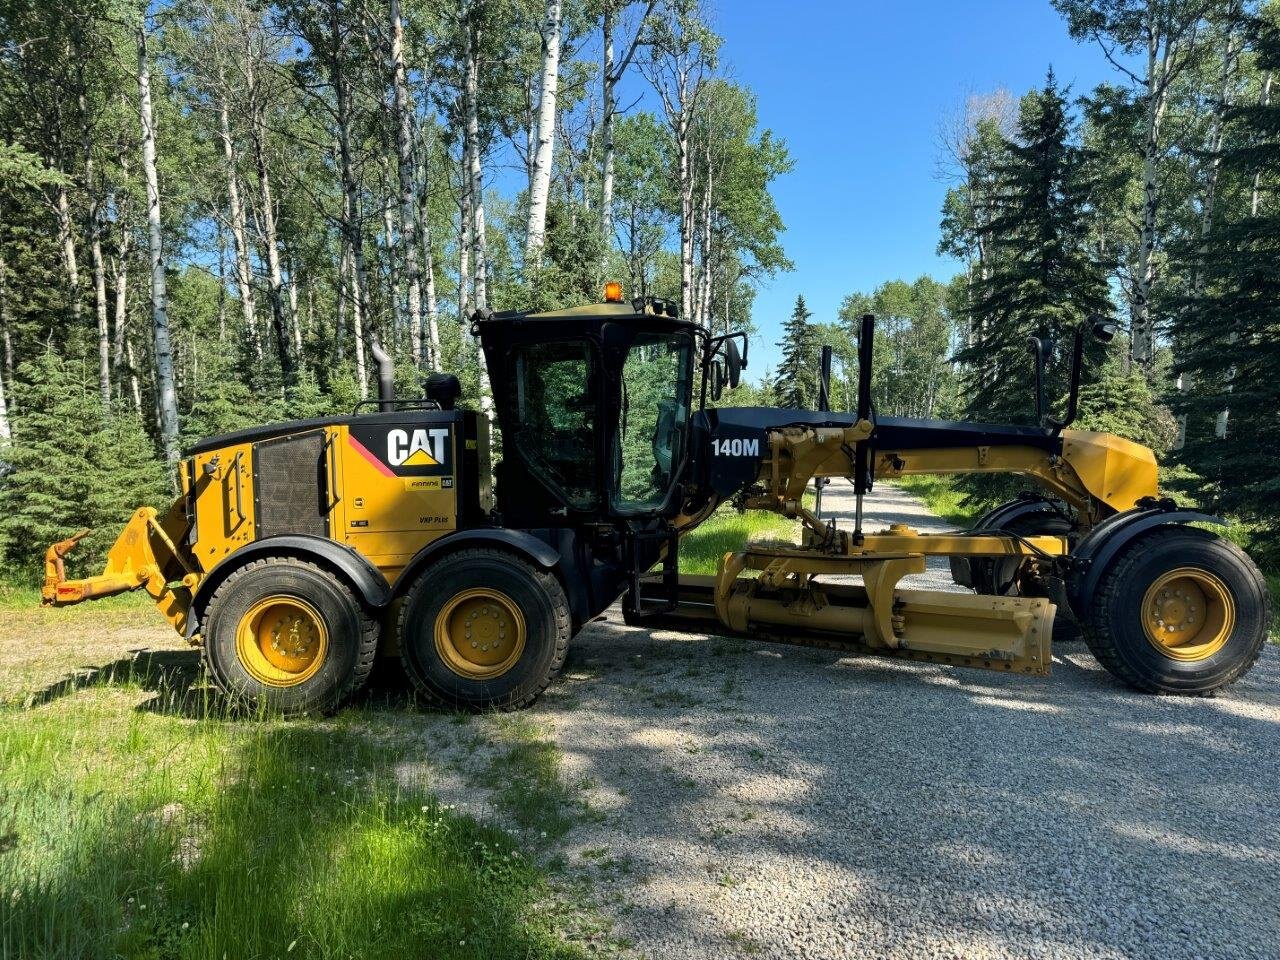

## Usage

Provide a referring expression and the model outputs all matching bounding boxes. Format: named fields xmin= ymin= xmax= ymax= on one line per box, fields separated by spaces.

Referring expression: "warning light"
xmin=603 ymin=281 xmax=624 ymax=303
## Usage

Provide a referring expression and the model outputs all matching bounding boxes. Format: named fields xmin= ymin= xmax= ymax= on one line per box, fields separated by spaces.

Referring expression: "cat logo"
xmin=349 ymin=421 xmax=453 ymax=478
xmin=387 ymin=428 xmax=450 ymax=468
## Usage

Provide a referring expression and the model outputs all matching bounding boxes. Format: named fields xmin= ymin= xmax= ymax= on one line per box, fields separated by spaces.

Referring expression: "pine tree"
xmin=1169 ymin=11 xmax=1280 ymax=561
xmin=0 ymin=351 xmax=168 ymax=575
xmin=774 ymin=295 xmax=818 ymax=408
xmin=957 ymin=72 xmax=1114 ymax=430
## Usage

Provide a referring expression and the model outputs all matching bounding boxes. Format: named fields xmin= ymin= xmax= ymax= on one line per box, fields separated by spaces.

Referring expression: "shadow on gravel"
xmin=534 ymin=613 xmax=1280 ymax=959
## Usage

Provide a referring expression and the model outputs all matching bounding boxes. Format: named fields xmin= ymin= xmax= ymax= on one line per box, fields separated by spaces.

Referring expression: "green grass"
xmin=678 ymin=504 xmax=806 ymax=576
xmin=472 ymin=715 xmax=593 ymax=844
xmin=891 ymin=475 xmax=982 ymax=529
xmin=0 ymin=657 xmax=592 ymax=959
xmin=0 ymin=578 xmax=153 ymax=610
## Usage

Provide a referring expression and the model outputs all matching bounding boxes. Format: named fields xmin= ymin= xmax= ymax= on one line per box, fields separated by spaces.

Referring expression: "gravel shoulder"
xmin=526 ymin=483 xmax=1280 ymax=960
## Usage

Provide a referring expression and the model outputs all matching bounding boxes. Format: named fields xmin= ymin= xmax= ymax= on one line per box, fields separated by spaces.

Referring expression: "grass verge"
xmin=891 ymin=475 xmax=982 ymax=529
xmin=0 ymin=644 xmax=592 ymax=958
xmin=678 ymin=505 xmax=801 ymax=575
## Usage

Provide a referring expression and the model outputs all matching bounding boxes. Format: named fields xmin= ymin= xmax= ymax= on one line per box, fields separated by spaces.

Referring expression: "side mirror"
xmin=710 ymin=361 xmax=725 ymax=402
xmin=724 ymin=338 xmax=742 ymax=389
xmin=1090 ymin=314 xmax=1119 ymax=344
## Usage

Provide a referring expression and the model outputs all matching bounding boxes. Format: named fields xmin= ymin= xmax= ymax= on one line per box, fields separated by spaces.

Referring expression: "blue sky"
xmin=711 ymin=0 xmax=1120 ymax=377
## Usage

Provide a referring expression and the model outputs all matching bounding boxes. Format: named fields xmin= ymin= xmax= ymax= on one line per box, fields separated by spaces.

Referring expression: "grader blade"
xmin=635 ymin=545 xmax=1055 ymax=677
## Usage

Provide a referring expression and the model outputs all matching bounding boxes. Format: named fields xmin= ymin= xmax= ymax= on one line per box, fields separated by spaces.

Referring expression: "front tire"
xmin=398 ymin=548 xmax=571 ymax=711
xmin=1080 ymin=526 xmax=1270 ymax=695
xmin=203 ymin=557 xmax=379 ymax=715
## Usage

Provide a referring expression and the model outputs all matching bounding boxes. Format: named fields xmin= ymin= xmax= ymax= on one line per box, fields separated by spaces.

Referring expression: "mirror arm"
xmin=1028 ymin=334 xmax=1048 ymax=428
xmin=818 ymin=344 xmax=832 ymax=412
xmin=1043 ymin=326 xmax=1085 ymax=435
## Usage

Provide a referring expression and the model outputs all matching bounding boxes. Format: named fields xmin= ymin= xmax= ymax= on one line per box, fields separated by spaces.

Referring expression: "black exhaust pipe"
xmin=370 ymin=339 xmax=395 ymax=412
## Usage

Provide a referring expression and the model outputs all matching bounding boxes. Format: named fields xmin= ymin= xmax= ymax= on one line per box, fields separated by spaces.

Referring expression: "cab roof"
xmin=488 ymin=295 xmax=684 ymax=323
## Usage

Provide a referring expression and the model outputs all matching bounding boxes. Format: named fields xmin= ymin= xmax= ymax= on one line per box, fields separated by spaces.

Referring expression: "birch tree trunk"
xmin=332 ymin=17 xmax=370 ymax=397
xmin=1252 ymin=73 xmax=1273 ymax=216
xmin=286 ymin=254 xmax=302 ymax=355
xmin=461 ymin=6 xmax=488 ymax=309
xmin=78 ymin=77 xmax=112 ymax=407
xmin=216 ymin=223 xmax=227 ymax=342
xmin=600 ymin=6 xmax=616 ymax=248
xmin=415 ymin=133 xmax=441 ymax=366
xmin=458 ymin=160 xmax=472 ymax=323
xmin=1130 ymin=28 xmax=1166 ymax=368
xmin=216 ymin=80 xmax=260 ymax=358
xmin=246 ymin=61 xmax=294 ymax=383
xmin=90 ymin=218 xmax=111 ymax=405
xmin=524 ymin=0 xmax=561 ymax=260
xmin=599 ymin=1 xmax=653 ymax=254
xmin=695 ymin=158 xmax=713 ymax=326
xmin=124 ymin=336 xmax=143 ymax=417
xmin=137 ymin=26 xmax=180 ymax=466
xmin=678 ymin=115 xmax=693 ymax=320
xmin=389 ymin=0 xmax=425 ymax=364
xmin=112 ymin=241 xmax=131 ymax=401
xmin=335 ymin=244 xmax=349 ymax=364
xmin=54 ymin=184 xmax=82 ymax=326
xmin=382 ymin=198 xmax=403 ymax=343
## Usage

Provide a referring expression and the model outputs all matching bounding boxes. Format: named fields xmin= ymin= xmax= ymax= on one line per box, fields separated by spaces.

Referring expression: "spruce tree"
xmin=774 ymin=295 xmax=818 ymax=408
xmin=954 ymin=73 xmax=1116 ymax=505
xmin=0 ymin=351 xmax=169 ymax=576
xmin=1169 ymin=12 xmax=1280 ymax=561
xmin=957 ymin=72 xmax=1113 ymax=430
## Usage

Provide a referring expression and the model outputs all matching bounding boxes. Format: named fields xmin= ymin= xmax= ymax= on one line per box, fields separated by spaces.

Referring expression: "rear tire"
xmin=1079 ymin=526 xmax=1269 ymax=695
xmin=398 ymin=548 xmax=571 ymax=711
xmin=203 ymin=557 xmax=379 ymax=716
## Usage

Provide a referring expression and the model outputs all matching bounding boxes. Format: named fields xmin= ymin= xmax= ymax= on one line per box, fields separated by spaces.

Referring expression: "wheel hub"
xmin=236 ymin=596 xmax=329 ymax=687
xmin=435 ymin=589 xmax=527 ymax=679
xmin=1141 ymin=568 xmax=1235 ymax=662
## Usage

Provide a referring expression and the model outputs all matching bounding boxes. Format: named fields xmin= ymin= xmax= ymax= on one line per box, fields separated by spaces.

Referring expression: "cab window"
xmin=508 ymin=341 xmax=599 ymax=509
xmin=613 ymin=331 xmax=693 ymax=512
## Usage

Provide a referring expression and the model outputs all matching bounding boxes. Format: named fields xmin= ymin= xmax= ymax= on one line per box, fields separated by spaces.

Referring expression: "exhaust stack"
xmin=370 ymin=340 xmax=395 ymax=412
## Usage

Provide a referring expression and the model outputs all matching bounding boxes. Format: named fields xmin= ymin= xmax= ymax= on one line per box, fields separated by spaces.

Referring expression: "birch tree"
xmin=641 ymin=0 xmax=717 ymax=320
xmin=215 ymin=66 xmax=260 ymax=358
xmin=460 ymin=0 xmax=489 ymax=311
xmin=136 ymin=24 xmax=181 ymax=466
xmin=388 ymin=0 xmax=426 ymax=365
xmin=524 ymin=0 xmax=562 ymax=260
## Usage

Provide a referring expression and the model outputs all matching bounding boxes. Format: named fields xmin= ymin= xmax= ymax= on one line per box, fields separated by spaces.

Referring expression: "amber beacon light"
xmin=603 ymin=281 xmax=624 ymax=302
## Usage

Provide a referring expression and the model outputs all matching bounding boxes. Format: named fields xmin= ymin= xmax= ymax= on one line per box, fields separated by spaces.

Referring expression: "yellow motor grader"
xmin=43 ymin=290 xmax=1270 ymax=714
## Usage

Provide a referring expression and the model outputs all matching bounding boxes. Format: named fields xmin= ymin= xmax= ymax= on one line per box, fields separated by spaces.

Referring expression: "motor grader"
xmin=43 ymin=288 xmax=1270 ymax=714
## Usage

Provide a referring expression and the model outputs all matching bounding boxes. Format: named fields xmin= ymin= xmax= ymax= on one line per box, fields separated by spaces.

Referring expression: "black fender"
xmin=188 ymin=535 xmax=393 ymax=639
xmin=390 ymin=528 xmax=561 ymax=601
xmin=974 ymin=494 xmax=1066 ymax=534
xmin=1067 ymin=504 xmax=1228 ymax=609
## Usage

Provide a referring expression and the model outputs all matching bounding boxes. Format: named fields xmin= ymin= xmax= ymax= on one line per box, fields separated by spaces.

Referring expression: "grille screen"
xmin=254 ymin=431 xmax=327 ymax=539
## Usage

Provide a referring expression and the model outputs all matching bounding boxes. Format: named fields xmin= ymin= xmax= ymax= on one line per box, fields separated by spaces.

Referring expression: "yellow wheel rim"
xmin=1141 ymin=567 xmax=1235 ymax=662
xmin=235 ymin=595 xmax=329 ymax=687
xmin=434 ymin=588 xmax=526 ymax=680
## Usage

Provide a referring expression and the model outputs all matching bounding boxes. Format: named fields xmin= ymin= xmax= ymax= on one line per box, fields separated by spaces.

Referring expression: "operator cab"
xmin=475 ymin=294 xmax=703 ymax=530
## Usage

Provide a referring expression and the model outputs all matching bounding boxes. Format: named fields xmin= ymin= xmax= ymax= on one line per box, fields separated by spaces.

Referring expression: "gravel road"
xmin=523 ymin=483 xmax=1280 ymax=960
